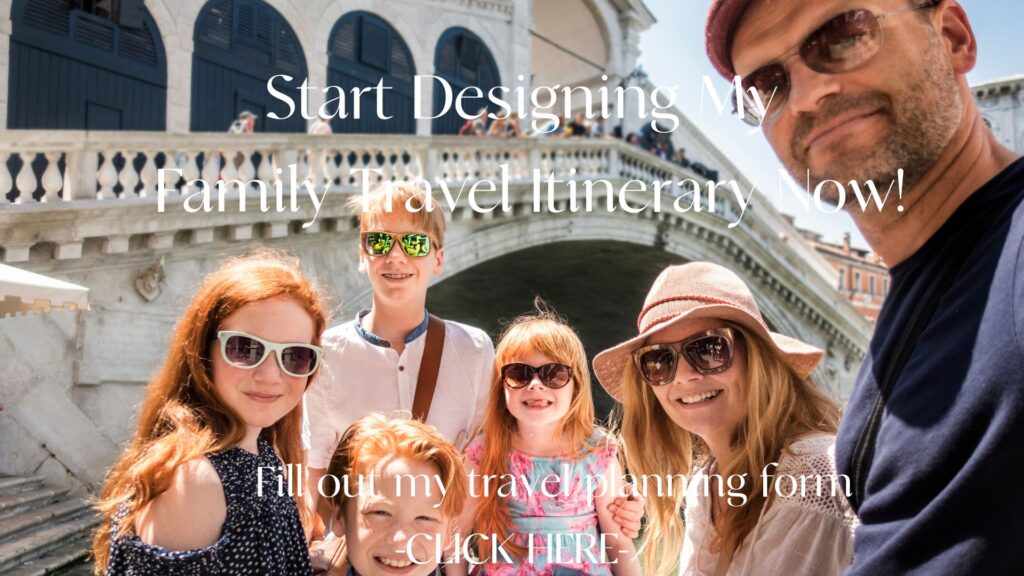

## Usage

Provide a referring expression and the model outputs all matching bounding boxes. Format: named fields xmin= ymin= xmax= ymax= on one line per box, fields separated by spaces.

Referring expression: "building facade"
xmin=974 ymin=74 xmax=1024 ymax=154
xmin=797 ymin=228 xmax=888 ymax=322
xmin=0 ymin=0 xmax=655 ymax=134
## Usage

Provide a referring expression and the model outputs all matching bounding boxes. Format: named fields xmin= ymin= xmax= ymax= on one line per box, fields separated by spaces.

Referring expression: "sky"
xmin=638 ymin=0 xmax=1024 ymax=251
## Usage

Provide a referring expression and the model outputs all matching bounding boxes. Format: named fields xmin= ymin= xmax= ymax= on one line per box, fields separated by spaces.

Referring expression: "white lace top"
xmin=679 ymin=434 xmax=858 ymax=575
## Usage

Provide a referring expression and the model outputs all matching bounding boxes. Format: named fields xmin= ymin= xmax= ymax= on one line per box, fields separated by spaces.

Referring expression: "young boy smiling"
xmin=304 ymin=183 xmax=495 ymax=518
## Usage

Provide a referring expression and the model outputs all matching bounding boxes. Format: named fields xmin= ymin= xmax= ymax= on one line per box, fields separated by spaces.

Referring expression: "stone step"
xmin=0 ymin=499 xmax=92 ymax=544
xmin=0 ymin=533 xmax=92 ymax=576
xmin=0 ymin=480 xmax=44 ymax=501
xmin=0 ymin=490 xmax=69 ymax=523
xmin=0 ymin=514 xmax=99 ymax=574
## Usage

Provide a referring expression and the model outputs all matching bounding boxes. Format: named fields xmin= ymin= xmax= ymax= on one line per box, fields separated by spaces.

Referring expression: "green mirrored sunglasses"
xmin=361 ymin=231 xmax=433 ymax=257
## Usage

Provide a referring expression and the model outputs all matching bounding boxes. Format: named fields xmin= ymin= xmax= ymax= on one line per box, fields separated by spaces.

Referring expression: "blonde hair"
xmin=621 ymin=325 xmax=841 ymax=575
xmin=473 ymin=304 xmax=596 ymax=561
xmin=348 ymin=183 xmax=446 ymax=246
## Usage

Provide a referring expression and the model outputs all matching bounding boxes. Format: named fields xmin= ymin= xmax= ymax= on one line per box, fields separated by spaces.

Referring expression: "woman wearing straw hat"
xmin=594 ymin=262 xmax=857 ymax=576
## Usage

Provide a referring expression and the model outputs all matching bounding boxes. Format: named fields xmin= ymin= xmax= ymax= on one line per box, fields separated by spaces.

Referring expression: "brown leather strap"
xmin=412 ymin=314 xmax=445 ymax=422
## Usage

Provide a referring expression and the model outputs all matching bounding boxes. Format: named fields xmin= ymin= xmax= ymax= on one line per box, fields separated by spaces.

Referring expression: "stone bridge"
xmin=0 ymin=131 xmax=871 ymax=493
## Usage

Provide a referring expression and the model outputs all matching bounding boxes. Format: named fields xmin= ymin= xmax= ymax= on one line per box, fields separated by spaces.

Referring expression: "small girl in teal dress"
xmin=453 ymin=309 xmax=640 ymax=576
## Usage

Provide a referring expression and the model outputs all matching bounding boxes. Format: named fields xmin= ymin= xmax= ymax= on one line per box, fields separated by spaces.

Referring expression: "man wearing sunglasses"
xmin=707 ymin=0 xmax=1023 ymax=574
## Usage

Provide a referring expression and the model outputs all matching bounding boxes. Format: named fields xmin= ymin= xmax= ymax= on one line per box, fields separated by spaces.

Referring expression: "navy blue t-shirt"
xmin=836 ymin=157 xmax=1024 ymax=575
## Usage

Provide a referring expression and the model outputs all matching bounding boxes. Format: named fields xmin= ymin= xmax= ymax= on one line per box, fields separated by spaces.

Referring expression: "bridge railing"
xmin=0 ymin=129 xmax=867 ymax=351
xmin=0 ymin=130 xmax=835 ymax=292
xmin=0 ymin=131 xmax=722 ymax=258
xmin=0 ymin=132 xmax=647 ymax=203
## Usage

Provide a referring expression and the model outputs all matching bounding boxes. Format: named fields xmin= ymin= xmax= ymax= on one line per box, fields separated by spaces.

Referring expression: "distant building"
xmin=974 ymin=74 xmax=1024 ymax=153
xmin=796 ymin=228 xmax=888 ymax=322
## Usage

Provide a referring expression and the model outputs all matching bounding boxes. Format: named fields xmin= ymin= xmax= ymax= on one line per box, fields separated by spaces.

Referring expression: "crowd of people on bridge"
xmin=453 ymin=108 xmax=722 ymax=181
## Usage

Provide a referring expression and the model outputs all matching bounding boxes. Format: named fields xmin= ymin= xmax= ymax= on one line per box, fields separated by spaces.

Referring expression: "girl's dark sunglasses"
xmin=216 ymin=331 xmax=322 ymax=378
xmin=632 ymin=328 xmax=738 ymax=386
xmin=501 ymin=363 xmax=573 ymax=389
xmin=361 ymin=231 xmax=433 ymax=257
xmin=733 ymin=0 xmax=941 ymax=126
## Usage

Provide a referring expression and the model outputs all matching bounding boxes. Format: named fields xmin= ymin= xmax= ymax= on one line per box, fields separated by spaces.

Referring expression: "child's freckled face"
xmin=342 ymin=458 xmax=450 ymax=576
xmin=210 ymin=297 xmax=314 ymax=432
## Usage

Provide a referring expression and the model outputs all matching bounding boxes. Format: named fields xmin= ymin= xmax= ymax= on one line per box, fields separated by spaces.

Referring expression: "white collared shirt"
xmin=302 ymin=311 xmax=494 ymax=468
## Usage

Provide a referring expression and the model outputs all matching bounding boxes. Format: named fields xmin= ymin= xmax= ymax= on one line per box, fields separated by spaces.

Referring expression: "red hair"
xmin=92 ymin=251 xmax=328 ymax=572
xmin=322 ymin=414 xmax=469 ymax=572
xmin=473 ymin=308 xmax=596 ymax=562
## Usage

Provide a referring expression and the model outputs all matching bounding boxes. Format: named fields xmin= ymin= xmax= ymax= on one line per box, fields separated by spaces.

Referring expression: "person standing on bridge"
xmin=708 ymin=0 xmax=1024 ymax=573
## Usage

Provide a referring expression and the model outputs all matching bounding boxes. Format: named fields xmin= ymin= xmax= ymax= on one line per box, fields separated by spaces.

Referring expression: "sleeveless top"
xmin=464 ymin=429 xmax=618 ymax=576
xmin=106 ymin=436 xmax=312 ymax=575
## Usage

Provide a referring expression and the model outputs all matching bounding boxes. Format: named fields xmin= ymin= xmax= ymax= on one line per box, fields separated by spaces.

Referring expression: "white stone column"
xmin=166 ymin=36 xmax=192 ymax=132
xmin=619 ymin=69 xmax=646 ymax=138
xmin=300 ymin=0 xmax=326 ymax=131
xmin=417 ymin=76 xmax=434 ymax=136
xmin=617 ymin=10 xmax=645 ymax=81
xmin=154 ymin=0 xmax=194 ymax=132
xmin=510 ymin=0 xmax=532 ymax=93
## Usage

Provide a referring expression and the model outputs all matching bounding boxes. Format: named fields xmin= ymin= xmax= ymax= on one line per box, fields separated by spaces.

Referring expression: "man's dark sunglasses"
xmin=733 ymin=0 xmax=942 ymax=126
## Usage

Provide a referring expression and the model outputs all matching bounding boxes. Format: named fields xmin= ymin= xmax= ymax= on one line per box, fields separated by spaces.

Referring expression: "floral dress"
xmin=465 ymin=429 xmax=618 ymax=576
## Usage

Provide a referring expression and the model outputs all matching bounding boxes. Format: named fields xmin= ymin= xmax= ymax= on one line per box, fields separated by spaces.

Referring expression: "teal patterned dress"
xmin=465 ymin=429 xmax=618 ymax=576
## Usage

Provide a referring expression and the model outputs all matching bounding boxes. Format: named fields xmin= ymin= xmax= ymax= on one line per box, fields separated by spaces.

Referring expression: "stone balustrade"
xmin=0 ymin=131 xmax=722 ymax=261
xmin=0 ymin=132 xmax=637 ymax=203
xmin=0 ymin=129 xmax=872 ymax=411
xmin=0 ymin=131 xmax=843 ymax=334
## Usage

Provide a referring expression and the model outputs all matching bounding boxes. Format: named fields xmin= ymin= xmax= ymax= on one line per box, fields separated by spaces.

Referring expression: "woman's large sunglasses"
xmin=632 ymin=328 xmax=738 ymax=386
xmin=501 ymin=363 xmax=573 ymax=389
xmin=361 ymin=231 xmax=433 ymax=257
xmin=216 ymin=331 xmax=322 ymax=378
xmin=733 ymin=0 xmax=941 ymax=126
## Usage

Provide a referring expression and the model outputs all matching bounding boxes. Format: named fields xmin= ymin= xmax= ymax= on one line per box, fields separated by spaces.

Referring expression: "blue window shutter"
xmin=74 ymin=13 xmax=116 ymax=51
xmin=360 ymin=18 xmax=390 ymax=71
xmin=197 ymin=0 xmax=232 ymax=49
xmin=24 ymin=0 xmax=72 ymax=36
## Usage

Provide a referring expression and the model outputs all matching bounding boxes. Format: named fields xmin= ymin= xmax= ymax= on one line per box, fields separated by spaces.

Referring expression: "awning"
xmin=0 ymin=263 xmax=91 ymax=318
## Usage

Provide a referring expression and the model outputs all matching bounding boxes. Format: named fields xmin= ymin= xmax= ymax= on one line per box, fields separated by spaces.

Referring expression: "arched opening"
xmin=190 ymin=0 xmax=307 ymax=132
xmin=8 ymin=0 xmax=167 ymax=130
xmin=327 ymin=11 xmax=415 ymax=134
xmin=431 ymin=27 xmax=500 ymax=135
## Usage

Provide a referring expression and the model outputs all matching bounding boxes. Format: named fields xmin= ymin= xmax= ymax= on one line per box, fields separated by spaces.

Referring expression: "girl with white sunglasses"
xmin=93 ymin=252 xmax=327 ymax=575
